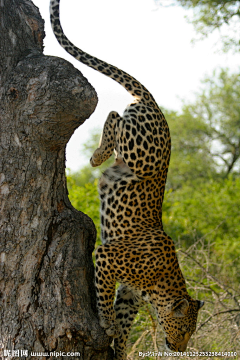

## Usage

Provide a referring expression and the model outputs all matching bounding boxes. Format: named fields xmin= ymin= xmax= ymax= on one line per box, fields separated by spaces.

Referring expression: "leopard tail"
xmin=50 ymin=0 xmax=156 ymax=106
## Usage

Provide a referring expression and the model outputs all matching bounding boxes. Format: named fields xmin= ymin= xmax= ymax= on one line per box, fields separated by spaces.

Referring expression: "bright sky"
xmin=33 ymin=0 xmax=240 ymax=171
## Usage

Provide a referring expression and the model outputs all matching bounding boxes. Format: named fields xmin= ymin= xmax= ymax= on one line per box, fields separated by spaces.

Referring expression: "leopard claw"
xmin=99 ymin=318 xmax=119 ymax=338
xmin=105 ymin=323 xmax=119 ymax=338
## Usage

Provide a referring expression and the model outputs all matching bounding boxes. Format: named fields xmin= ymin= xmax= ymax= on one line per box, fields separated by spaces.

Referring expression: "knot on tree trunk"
xmin=5 ymin=55 xmax=98 ymax=151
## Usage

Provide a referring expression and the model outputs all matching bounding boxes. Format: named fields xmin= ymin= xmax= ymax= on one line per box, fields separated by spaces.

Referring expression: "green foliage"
xmin=185 ymin=69 xmax=240 ymax=175
xmin=166 ymin=69 xmax=240 ymax=189
xmin=162 ymin=176 xmax=240 ymax=271
xmin=67 ymin=174 xmax=101 ymax=247
xmin=67 ymin=166 xmax=99 ymax=187
xmin=165 ymin=108 xmax=217 ymax=189
xmin=178 ymin=0 xmax=240 ymax=28
xmin=185 ymin=0 xmax=240 ymax=52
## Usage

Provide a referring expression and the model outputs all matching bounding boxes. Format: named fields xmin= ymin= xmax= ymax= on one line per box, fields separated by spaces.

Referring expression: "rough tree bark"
xmin=0 ymin=0 xmax=113 ymax=359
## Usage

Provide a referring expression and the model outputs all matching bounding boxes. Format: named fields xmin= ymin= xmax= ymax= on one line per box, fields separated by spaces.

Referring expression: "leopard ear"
xmin=171 ymin=298 xmax=189 ymax=318
xmin=197 ymin=300 xmax=204 ymax=310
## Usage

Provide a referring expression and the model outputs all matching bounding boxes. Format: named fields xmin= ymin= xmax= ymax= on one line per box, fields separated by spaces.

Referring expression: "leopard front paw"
xmin=90 ymin=148 xmax=102 ymax=167
xmin=99 ymin=318 xmax=119 ymax=338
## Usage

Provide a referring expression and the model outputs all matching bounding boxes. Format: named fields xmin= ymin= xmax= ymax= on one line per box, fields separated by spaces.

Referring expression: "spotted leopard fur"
xmin=50 ymin=1 xmax=204 ymax=358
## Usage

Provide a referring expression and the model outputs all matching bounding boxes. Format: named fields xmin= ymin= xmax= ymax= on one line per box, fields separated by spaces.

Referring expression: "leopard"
xmin=50 ymin=1 xmax=204 ymax=359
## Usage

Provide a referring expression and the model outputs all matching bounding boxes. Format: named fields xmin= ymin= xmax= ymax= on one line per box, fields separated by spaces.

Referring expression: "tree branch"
xmin=197 ymin=309 xmax=240 ymax=331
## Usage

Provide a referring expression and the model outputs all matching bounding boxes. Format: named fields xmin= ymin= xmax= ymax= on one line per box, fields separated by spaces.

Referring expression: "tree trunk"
xmin=0 ymin=0 xmax=113 ymax=359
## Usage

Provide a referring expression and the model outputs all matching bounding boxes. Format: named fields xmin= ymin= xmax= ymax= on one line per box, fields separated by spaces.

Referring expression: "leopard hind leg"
xmin=113 ymin=285 xmax=145 ymax=360
xmin=95 ymin=244 xmax=119 ymax=338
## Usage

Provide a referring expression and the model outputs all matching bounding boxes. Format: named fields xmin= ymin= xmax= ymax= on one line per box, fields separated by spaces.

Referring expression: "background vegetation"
xmin=67 ymin=2 xmax=240 ymax=357
xmin=156 ymin=0 xmax=240 ymax=53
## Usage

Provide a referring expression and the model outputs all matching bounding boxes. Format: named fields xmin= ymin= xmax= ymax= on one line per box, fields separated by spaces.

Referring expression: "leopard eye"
xmin=176 ymin=333 xmax=184 ymax=342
